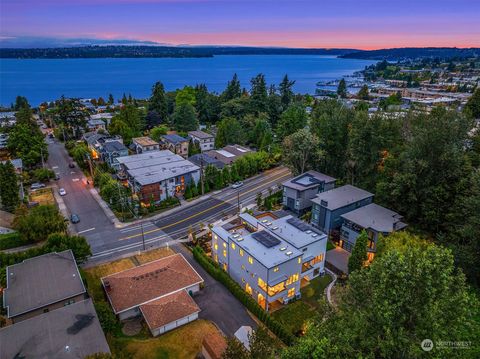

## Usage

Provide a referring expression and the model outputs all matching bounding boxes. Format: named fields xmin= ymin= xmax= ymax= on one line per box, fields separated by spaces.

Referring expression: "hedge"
xmin=0 ymin=232 xmax=29 ymax=250
xmin=192 ymin=246 xmax=295 ymax=346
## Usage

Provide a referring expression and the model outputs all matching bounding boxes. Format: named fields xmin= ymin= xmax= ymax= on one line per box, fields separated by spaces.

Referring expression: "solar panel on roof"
xmin=287 ymin=217 xmax=322 ymax=235
xmin=252 ymin=231 xmax=281 ymax=248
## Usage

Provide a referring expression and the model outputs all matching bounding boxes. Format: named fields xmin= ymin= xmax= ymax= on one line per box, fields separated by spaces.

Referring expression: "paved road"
xmin=46 ymin=140 xmax=292 ymax=262
xmin=89 ymin=166 xmax=291 ymax=262
xmin=175 ymin=244 xmax=257 ymax=336
xmin=46 ymin=139 xmax=116 ymax=238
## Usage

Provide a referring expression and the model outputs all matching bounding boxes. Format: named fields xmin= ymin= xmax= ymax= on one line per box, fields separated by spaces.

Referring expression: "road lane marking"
xmin=118 ymin=171 xmax=291 ymax=241
xmin=78 ymin=227 xmax=96 ymax=234
xmin=119 ymin=223 xmax=155 ymax=233
xmin=72 ymin=178 xmax=80 ymax=182
xmin=52 ymin=166 xmax=58 ymax=169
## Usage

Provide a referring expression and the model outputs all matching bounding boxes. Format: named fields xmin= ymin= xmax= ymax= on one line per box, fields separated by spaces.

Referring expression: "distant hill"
xmin=340 ymin=47 xmax=480 ymax=60
xmin=0 ymin=46 xmax=357 ymax=59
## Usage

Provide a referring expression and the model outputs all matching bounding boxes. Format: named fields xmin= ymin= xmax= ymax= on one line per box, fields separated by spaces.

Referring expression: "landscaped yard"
xmin=272 ymin=274 xmax=332 ymax=336
xmin=82 ymin=247 xmax=223 ymax=358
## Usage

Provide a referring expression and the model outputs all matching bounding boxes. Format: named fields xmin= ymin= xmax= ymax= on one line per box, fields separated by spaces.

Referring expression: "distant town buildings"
xmin=131 ymin=136 xmax=160 ymax=154
xmin=161 ymin=134 xmax=189 ymax=158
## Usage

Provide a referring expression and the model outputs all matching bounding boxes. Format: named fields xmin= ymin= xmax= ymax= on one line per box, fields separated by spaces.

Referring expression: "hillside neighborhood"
xmin=0 ymin=58 xmax=479 ymax=358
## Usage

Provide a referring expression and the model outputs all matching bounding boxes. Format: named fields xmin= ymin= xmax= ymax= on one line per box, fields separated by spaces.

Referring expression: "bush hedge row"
xmin=0 ymin=232 xmax=28 ymax=250
xmin=192 ymin=246 xmax=295 ymax=346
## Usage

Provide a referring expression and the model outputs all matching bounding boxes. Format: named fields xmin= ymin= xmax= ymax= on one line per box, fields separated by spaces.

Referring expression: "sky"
xmin=1 ymin=0 xmax=479 ymax=49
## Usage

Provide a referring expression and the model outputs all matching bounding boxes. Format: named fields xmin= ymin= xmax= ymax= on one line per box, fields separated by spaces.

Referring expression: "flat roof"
xmin=162 ymin=134 xmax=188 ymax=144
xmin=188 ymin=130 xmax=214 ymax=140
xmin=0 ymin=299 xmax=110 ymax=359
xmin=266 ymin=215 xmax=327 ymax=248
xmin=340 ymin=203 xmax=407 ymax=233
xmin=311 ymin=185 xmax=374 ymax=210
xmin=133 ymin=136 xmax=158 ymax=147
xmin=3 ymin=250 xmax=85 ymax=318
xmin=283 ymin=170 xmax=336 ymax=191
xmin=116 ymin=150 xmax=179 ymax=168
xmin=127 ymin=159 xmax=199 ymax=186
xmin=140 ymin=290 xmax=200 ymax=330
xmin=102 ymin=253 xmax=203 ymax=314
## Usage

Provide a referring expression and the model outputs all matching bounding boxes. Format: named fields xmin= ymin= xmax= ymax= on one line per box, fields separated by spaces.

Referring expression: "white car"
xmin=232 ymin=181 xmax=244 ymax=189
xmin=59 ymin=188 xmax=66 ymax=196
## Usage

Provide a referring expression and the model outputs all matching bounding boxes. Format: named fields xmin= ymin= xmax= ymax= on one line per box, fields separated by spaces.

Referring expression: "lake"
xmin=0 ymin=55 xmax=376 ymax=106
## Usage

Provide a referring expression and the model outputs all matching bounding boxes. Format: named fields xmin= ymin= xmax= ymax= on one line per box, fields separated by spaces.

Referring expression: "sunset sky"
xmin=1 ymin=0 xmax=479 ymax=49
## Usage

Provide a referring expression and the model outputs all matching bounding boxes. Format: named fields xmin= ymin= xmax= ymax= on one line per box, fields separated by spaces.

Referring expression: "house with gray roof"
xmin=188 ymin=153 xmax=225 ymax=170
xmin=282 ymin=170 xmax=336 ymax=214
xmin=100 ymin=140 xmax=128 ymax=170
xmin=0 ymin=298 xmax=110 ymax=358
xmin=3 ymin=249 xmax=87 ymax=323
xmin=188 ymin=130 xmax=215 ymax=152
xmin=115 ymin=150 xmax=200 ymax=204
xmin=339 ymin=203 xmax=407 ymax=252
xmin=161 ymin=134 xmax=189 ymax=158
xmin=310 ymin=185 xmax=374 ymax=234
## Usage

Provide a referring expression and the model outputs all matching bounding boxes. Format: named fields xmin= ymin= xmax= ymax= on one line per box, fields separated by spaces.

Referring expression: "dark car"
xmin=68 ymin=162 xmax=75 ymax=168
xmin=70 ymin=214 xmax=80 ymax=223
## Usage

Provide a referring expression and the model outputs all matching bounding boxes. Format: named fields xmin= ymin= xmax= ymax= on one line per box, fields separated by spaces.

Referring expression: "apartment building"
xmin=115 ymin=150 xmax=200 ymax=204
xmin=211 ymin=213 xmax=327 ymax=311
xmin=282 ymin=170 xmax=336 ymax=214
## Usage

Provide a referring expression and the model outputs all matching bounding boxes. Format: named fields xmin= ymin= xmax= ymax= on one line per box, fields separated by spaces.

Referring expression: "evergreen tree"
xmin=357 ymin=84 xmax=370 ymax=100
xmin=172 ymin=103 xmax=198 ymax=132
xmin=148 ymin=81 xmax=168 ymax=120
xmin=348 ymin=230 xmax=369 ymax=273
xmin=465 ymin=87 xmax=480 ymax=118
xmin=276 ymin=103 xmax=307 ymax=141
xmin=222 ymin=73 xmax=242 ymax=101
xmin=108 ymin=94 xmax=114 ymax=105
xmin=215 ymin=117 xmax=244 ymax=148
xmin=14 ymin=96 xmax=30 ymax=110
xmin=337 ymin=78 xmax=347 ymax=98
xmin=249 ymin=74 xmax=268 ymax=114
xmin=0 ymin=161 xmax=20 ymax=212
xmin=279 ymin=74 xmax=295 ymax=108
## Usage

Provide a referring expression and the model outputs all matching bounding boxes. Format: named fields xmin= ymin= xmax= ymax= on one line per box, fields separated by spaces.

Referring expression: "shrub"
xmin=0 ymin=232 xmax=28 ymax=250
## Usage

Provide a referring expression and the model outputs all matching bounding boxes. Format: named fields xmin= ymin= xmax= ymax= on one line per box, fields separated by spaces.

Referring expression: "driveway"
xmin=174 ymin=244 xmax=257 ymax=337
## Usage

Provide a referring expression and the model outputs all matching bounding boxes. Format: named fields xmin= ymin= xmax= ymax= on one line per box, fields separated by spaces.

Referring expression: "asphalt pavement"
xmin=46 ymin=140 xmax=292 ymax=263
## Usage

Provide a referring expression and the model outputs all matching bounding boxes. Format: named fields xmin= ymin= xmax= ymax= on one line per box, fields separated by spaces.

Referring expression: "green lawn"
xmin=272 ymin=274 xmax=333 ymax=336
xmin=327 ymin=240 xmax=336 ymax=251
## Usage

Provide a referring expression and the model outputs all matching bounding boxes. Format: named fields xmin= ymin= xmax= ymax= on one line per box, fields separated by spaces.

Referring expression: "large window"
xmin=288 ymin=288 xmax=295 ymax=298
xmin=248 ymin=256 xmax=253 ymax=265
xmin=231 ymin=243 xmax=236 ymax=250
xmin=239 ymin=249 xmax=244 ymax=256
xmin=258 ymin=277 xmax=267 ymax=292
xmin=223 ymin=249 xmax=227 ymax=258
xmin=268 ymin=282 xmax=286 ymax=296
xmin=286 ymin=273 xmax=299 ymax=285
xmin=214 ymin=243 xmax=218 ymax=251
xmin=223 ymin=242 xmax=227 ymax=248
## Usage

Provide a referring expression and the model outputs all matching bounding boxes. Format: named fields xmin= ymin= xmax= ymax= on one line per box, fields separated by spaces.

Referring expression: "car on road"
xmin=30 ymin=182 xmax=46 ymax=190
xmin=59 ymin=188 xmax=66 ymax=196
xmin=68 ymin=162 xmax=75 ymax=168
xmin=232 ymin=181 xmax=244 ymax=189
xmin=70 ymin=214 xmax=80 ymax=223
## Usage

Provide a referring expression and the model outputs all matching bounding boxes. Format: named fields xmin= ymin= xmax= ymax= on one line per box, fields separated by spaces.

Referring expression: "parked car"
xmin=55 ymin=174 xmax=60 ymax=180
xmin=48 ymin=132 xmax=54 ymax=138
xmin=70 ymin=214 xmax=80 ymax=223
xmin=68 ymin=162 xmax=75 ymax=168
xmin=30 ymin=182 xmax=46 ymax=190
xmin=59 ymin=188 xmax=66 ymax=196
xmin=232 ymin=181 xmax=244 ymax=189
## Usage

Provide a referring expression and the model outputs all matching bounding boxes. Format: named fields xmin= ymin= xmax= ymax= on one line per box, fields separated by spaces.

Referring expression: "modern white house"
xmin=211 ymin=213 xmax=327 ymax=311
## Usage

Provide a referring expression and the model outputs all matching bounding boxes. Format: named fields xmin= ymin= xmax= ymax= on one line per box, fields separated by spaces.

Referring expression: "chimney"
xmin=104 ymin=280 xmax=111 ymax=292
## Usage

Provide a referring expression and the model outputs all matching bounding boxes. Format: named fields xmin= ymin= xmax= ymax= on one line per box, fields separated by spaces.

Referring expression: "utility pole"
xmin=200 ymin=155 xmax=205 ymax=195
xmin=237 ymin=190 xmax=240 ymax=213
xmin=86 ymin=155 xmax=94 ymax=185
xmin=140 ymin=221 xmax=146 ymax=251
xmin=117 ymin=182 xmax=125 ymax=222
